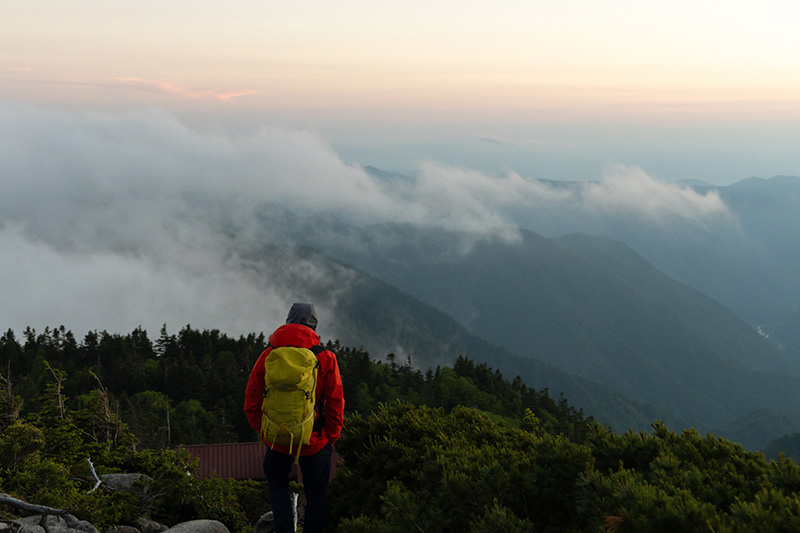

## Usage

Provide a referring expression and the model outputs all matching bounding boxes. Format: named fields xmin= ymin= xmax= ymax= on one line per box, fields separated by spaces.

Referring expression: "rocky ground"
xmin=0 ymin=472 xmax=277 ymax=533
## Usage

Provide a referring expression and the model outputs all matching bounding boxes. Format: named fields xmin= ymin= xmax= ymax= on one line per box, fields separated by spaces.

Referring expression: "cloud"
xmin=0 ymin=101 xmax=734 ymax=336
xmin=405 ymin=162 xmax=572 ymax=240
xmin=0 ymin=223 xmax=291 ymax=337
xmin=578 ymin=165 xmax=731 ymax=222
xmin=401 ymin=162 xmax=731 ymax=236
xmin=479 ymin=135 xmax=555 ymax=148
xmin=112 ymin=77 xmax=257 ymax=102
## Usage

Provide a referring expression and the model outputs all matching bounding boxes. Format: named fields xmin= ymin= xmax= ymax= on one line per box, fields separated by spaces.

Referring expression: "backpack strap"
xmin=310 ymin=344 xmax=325 ymax=356
xmin=310 ymin=344 xmax=326 ymax=433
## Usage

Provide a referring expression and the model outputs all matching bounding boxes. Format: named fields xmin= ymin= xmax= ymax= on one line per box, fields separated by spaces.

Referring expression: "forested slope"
xmin=242 ymin=242 xmax=678 ymax=433
xmin=265 ymin=218 xmax=800 ymax=446
xmin=0 ymin=325 xmax=591 ymax=447
xmin=3 ymin=326 xmax=800 ymax=531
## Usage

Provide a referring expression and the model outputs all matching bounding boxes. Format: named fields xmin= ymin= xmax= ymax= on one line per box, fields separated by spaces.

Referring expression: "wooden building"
xmin=181 ymin=442 xmax=340 ymax=481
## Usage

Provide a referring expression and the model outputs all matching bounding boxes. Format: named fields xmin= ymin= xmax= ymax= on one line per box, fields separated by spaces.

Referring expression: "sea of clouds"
xmin=0 ymin=101 xmax=733 ymax=337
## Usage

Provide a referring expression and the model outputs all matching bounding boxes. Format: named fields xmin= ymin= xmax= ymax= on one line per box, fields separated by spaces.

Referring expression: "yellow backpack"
xmin=260 ymin=345 xmax=322 ymax=462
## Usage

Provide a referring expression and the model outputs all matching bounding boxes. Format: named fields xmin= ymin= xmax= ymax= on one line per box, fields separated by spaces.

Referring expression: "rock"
xmin=101 ymin=473 xmax=151 ymax=493
xmin=254 ymin=511 xmax=274 ymax=533
xmin=14 ymin=515 xmax=63 ymax=533
xmin=15 ymin=525 xmax=45 ymax=533
xmin=106 ymin=527 xmax=139 ymax=533
xmin=15 ymin=515 xmax=56 ymax=533
xmin=12 ymin=514 xmax=99 ymax=533
xmin=135 ymin=517 xmax=169 ymax=533
xmin=162 ymin=520 xmax=230 ymax=533
xmin=70 ymin=519 xmax=99 ymax=533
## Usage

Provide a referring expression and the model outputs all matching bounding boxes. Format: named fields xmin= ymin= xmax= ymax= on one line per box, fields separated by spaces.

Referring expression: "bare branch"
xmin=86 ymin=458 xmax=102 ymax=493
xmin=0 ymin=492 xmax=66 ymax=515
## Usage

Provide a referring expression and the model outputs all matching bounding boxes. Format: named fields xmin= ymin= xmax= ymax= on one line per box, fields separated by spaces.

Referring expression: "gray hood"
xmin=285 ymin=302 xmax=318 ymax=330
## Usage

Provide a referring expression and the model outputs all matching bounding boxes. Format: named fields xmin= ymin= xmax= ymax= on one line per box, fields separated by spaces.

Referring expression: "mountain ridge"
xmin=238 ymin=241 xmax=684 ymax=433
xmin=241 ymin=211 xmax=800 ymax=447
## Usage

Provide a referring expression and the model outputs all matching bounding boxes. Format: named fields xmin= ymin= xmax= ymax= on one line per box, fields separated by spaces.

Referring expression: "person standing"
xmin=244 ymin=303 xmax=344 ymax=533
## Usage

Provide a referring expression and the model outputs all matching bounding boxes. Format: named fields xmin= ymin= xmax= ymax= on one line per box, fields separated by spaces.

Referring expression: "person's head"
xmin=286 ymin=302 xmax=318 ymax=330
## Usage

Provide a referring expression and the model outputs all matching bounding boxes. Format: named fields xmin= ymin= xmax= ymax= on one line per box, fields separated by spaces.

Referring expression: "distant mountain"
xmin=532 ymin=175 xmax=800 ymax=333
xmin=544 ymin=175 xmax=800 ymax=364
xmin=632 ymin=176 xmax=800 ymax=363
xmin=601 ymin=175 xmax=800 ymax=332
xmin=764 ymin=432 xmax=800 ymax=461
xmin=709 ymin=176 xmax=800 ymax=324
xmin=238 ymin=242 xmax=680 ymax=432
xmin=362 ymin=170 xmax=800 ymax=342
xmin=245 ymin=214 xmax=800 ymax=435
xmin=715 ymin=406 xmax=800 ymax=451
xmin=774 ymin=309 xmax=800 ymax=356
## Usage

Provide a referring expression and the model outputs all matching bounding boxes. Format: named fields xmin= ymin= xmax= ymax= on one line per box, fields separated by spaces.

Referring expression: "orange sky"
xmin=3 ymin=1 xmax=800 ymax=182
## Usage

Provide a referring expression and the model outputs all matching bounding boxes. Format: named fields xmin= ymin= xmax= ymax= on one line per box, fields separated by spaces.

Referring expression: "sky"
xmin=1 ymin=1 xmax=798 ymax=337
xmin=3 ymin=1 xmax=799 ymax=182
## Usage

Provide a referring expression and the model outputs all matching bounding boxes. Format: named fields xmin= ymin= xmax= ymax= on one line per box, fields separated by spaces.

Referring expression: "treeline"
xmin=0 ymin=324 xmax=590 ymax=530
xmin=0 ymin=325 xmax=591 ymax=448
xmin=337 ymin=344 xmax=590 ymax=441
xmin=1 ymin=325 xmax=265 ymax=447
xmin=4 ymin=326 xmax=800 ymax=530
xmin=329 ymin=402 xmax=800 ymax=531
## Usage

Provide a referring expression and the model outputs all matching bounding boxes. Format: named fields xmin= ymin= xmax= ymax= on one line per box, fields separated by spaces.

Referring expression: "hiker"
xmin=244 ymin=303 xmax=345 ymax=533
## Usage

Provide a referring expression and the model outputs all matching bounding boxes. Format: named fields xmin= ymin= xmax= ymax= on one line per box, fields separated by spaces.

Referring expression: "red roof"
xmin=182 ymin=442 xmax=267 ymax=480
xmin=181 ymin=442 xmax=340 ymax=481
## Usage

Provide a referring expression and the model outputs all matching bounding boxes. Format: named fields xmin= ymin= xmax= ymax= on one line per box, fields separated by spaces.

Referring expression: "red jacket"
xmin=244 ymin=323 xmax=344 ymax=456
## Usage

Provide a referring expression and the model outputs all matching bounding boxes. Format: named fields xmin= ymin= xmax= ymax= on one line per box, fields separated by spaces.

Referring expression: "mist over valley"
xmin=2 ymin=103 xmax=800 ymax=452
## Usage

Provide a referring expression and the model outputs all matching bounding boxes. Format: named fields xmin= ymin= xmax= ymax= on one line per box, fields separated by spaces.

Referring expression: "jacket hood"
xmin=285 ymin=302 xmax=318 ymax=330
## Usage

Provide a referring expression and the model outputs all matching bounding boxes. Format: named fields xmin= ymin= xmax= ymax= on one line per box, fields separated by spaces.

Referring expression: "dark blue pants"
xmin=263 ymin=443 xmax=333 ymax=533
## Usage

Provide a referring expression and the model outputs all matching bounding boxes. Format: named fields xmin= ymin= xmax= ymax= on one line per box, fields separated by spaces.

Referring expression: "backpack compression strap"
xmin=286 ymin=346 xmax=323 ymax=463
